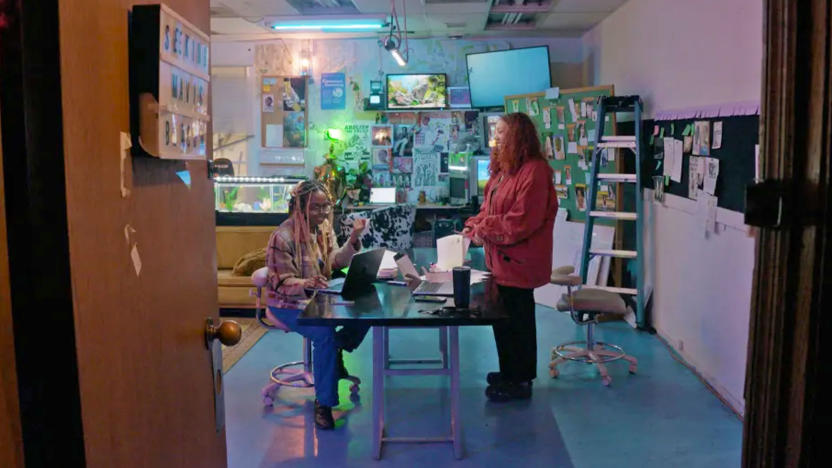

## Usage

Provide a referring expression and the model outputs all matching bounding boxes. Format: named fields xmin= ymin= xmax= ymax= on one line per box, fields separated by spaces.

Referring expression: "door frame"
xmin=743 ymin=0 xmax=831 ymax=465
xmin=0 ymin=0 xmax=86 ymax=465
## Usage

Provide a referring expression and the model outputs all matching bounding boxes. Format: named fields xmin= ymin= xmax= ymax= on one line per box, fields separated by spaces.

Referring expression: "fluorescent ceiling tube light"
xmin=269 ymin=16 xmax=385 ymax=31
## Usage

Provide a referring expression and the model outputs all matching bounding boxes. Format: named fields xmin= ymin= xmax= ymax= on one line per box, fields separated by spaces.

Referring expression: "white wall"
xmin=582 ymin=0 xmax=763 ymax=414
xmin=583 ymin=0 xmax=763 ymax=118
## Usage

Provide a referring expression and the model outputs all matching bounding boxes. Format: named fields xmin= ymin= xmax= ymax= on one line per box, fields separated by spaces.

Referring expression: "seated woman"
xmin=266 ymin=180 xmax=370 ymax=430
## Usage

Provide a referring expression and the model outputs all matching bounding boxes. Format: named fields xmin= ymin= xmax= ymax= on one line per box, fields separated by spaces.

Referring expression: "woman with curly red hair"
xmin=463 ymin=112 xmax=558 ymax=401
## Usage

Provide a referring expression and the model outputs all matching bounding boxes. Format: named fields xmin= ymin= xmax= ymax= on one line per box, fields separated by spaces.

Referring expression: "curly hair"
xmin=490 ymin=112 xmax=545 ymax=176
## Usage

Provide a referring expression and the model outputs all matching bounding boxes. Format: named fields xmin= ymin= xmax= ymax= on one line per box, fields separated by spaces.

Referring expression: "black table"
xmin=298 ymin=248 xmax=508 ymax=459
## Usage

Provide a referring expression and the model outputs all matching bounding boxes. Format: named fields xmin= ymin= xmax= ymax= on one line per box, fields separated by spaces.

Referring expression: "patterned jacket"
xmin=265 ymin=217 xmax=358 ymax=309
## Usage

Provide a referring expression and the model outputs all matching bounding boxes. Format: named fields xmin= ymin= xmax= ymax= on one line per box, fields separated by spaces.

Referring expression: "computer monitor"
xmin=475 ymin=158 xmax=490 ymax=197
xmin=370 ymin=187 xmax=396 ymax=204
xmin=449 ymin=176 xmax=468 ymax=205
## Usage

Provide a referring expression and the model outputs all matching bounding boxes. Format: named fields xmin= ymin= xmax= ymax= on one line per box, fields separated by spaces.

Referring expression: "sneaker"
xmin=486 ymin=372 xmax=503 ymax=385
xmin=337 ymin=349 xmax=349 ymax=380
xmin=314 ymin=400 xmax=335 ymax=430
xmin=485 ymin=381 xmax=533 ymax=402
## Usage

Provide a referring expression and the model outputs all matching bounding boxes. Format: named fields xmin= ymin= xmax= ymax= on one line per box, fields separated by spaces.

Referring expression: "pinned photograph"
xmin=564 ymin=165 xmax=573 ymax=185
xmin=554 ymin=135 xmax=566 ymax=160
xmin=693 ymin=120 xmax=711 ymax=156
xmin=372 ymin=125 xmax=393 ymax=146
xmin=529 ymin=99 xmax=540 ymax=116
xmin=577 ymin=121 xmax=588 ymax=146
xmin=566 ymin=123 xmax=576 ymax=142
xmin=262 ymin=94 xmax=275 ymax=113
xmin=544 ymin=135 xmax=554 ymax=159
xmin=555 ymin=184 xmax=569 ymax=200
xmin=543 ymin=107 xmax=551 ymax=129
xmin=556 ymin=106 xmax=566 ymax=128
xmin=683 ymin=135 xmax=693 ymax=153
xmin=511 ymin=100 xmax=519 ymax=113
xmin=373 ymin=147 xmax=393 ymax=171
xmin=574 ymin=184 xmax=587 ymax=212
xmin=712 ymin=121 xmax=723 ymax=149
xmin=282 ymin=112 xmax=306 ymax=147
xmin=555 ymin=170 xmax=562 ymax=184
xmin=392 ymin=125 xmax=413 ymax=156
xmin=704 ymin=157 xmax=720 ymax=195
xmin=393 ymin=156 xmax=413 ymax=174
xmin=282 ymin=77 xmax=306 ymax=112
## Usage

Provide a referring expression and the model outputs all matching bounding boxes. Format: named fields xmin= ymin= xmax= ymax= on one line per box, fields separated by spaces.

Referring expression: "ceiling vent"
xmin=286 ymin=0 xmax=360 ymax=15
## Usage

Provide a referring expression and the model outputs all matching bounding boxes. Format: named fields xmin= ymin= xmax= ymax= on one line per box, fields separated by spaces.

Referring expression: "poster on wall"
xmin=343 ymin=122 xmax=372 ymax=163
xmin=392 ymin=125 xmax=414 ymax=157
xmin=373 ymin=147 xmax=393 ymax=171
xmin=283 ymin=111 xmax=306 ymax=147
xmin=320 ymin=72 xmax=346 ymax=110
xmin=371 ymin=125 xmax=393 ymax=146
xmin=282 ymin=77 xmax=306 ymax=111
xmin=393 ymin=156 xmax=413 ymax=173
xmin=412 ymin=148 xmax=439 ymax=189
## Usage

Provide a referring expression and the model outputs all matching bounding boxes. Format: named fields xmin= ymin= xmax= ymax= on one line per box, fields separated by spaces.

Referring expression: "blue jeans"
xmin=268 ymin=306 xmax=370 ymax=407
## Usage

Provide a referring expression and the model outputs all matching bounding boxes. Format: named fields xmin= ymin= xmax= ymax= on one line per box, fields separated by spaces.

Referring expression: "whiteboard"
xmin=534 ymin=209 xmax=614 ymax=309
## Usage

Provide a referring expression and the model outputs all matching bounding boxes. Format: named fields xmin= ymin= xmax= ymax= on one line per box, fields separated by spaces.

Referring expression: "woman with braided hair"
xmin=265 ymin=180 xmax=370 ymax=430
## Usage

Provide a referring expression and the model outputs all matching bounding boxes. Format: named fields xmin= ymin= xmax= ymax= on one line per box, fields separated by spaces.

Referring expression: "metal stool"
xmin=548 ymin=266 xmax=638 ymax=386
xmin=251 ymin=267 xmax=360 ymax=406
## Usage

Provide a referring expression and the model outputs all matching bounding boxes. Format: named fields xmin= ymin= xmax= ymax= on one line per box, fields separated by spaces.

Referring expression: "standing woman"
xmin=463 ymin=113 xmax=558 ymax=401
xmin=266 ymin=180 xmax=370 ymax=429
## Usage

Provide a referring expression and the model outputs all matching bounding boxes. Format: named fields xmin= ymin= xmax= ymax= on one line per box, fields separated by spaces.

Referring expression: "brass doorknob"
xmin=205 ymin=318 xmax=242 ymax=347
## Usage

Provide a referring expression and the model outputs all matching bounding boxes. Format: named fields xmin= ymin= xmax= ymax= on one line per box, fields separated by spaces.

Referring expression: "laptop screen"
xmin=370 ymin=187 xmax=396 ymax=204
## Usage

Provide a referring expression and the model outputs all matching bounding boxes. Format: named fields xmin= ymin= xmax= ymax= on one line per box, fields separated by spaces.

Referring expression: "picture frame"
xmin=448 ymin=86 xmax=471 ymax=108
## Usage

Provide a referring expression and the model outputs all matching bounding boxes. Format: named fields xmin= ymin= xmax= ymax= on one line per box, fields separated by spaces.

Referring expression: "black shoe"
xmin=485 ymin=381 xmax=533 ymax=402
xmin=486 ymin=372 xmax=503 ymax=385
xmin=314 ymin=400 xmax=335 ymax=430
xmin=337 ymin=349 xmax=349 ymax=380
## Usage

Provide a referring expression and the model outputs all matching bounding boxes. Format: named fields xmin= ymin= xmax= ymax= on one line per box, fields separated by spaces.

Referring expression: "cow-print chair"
xmin=337 ymin=205 xmax=416 ymax=252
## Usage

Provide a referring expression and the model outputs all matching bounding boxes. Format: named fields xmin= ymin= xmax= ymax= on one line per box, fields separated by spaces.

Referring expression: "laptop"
xmin=370 ymin=187 xmax=396 ymax=204
xmin=314 ymin=248 xmax=385 ymax=299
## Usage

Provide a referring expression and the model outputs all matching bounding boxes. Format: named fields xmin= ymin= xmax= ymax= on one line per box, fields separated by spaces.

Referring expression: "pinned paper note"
xmin=704 ymin=195 xmax=718 ymax=236
xmin=543 ymin=107 xmax=551 ymax=129
xmin=120 ymin=132 xmax=132 ymax=198
xmin=712 ymin=121 xmax=723 ymax=149
xmin=545 ymin=87 xmax=560 ymax=99
xmin=176 ymin=170 xmax=191 ymax=188
xmin=693 ymin=121 xmax=711 ymax=156
xmin=567 ymin=142 xmax=578 ymax=154
xmin=683 ymin=135 xmax=693 ymax=153
xmin=703 ymin=157 xmax=719 ymax=195
xmin=265 ymin=124 xmax=283 ymax=147
xmin=580 ymin=101 xmax=587 ymax=119
xmin=130 ymin=244 xmax=142 ymax=276
xmin=554 ymin=170 xmax=562 ymax=184
xmin=568 ymin=99 xmax=577 ymax=121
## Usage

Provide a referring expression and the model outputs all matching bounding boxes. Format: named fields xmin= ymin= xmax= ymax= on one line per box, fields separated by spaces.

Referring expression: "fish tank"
xmin=214 ymin=176 xmax=305 ymax=213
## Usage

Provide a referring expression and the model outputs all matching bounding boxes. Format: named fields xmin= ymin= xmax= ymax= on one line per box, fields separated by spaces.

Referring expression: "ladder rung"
xmin=601 ymin=135 xmax=636 ymax=142
xmin=586 ymin=286 xmax=639 ymax=295
xmin=589 ymin=211 xmax=638 ymax=220
xmin=598 ymin=141 xmax=636 ymax=149
xmin=596 ymin=173 xmax=637 ymax=182
xmin=589 ymin=248 xmax=638 ymax=259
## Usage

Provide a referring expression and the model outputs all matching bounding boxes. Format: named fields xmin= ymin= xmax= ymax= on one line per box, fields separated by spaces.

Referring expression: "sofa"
xmin=216 ymin=226 xmax=273 ymax=308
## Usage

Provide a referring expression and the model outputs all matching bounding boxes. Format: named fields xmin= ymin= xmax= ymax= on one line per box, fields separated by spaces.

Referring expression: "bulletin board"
xmin=505 ymin=85 xmax=618 ymax=223
xmin=260 ymin=75 xmax=308 ymax=149
xmin=640 ymin=115 xmax=758 ymax=213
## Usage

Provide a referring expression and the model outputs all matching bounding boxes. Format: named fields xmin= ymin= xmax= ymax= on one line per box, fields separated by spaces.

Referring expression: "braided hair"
xmin=286 ymin=180 xmax=335 ymax=278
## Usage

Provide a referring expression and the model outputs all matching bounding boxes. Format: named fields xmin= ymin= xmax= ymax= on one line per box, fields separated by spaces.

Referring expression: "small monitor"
xmin=476 ymin=158 xmax=490 ymax=197
xmin=369 ymin=95 xmax=381 ymax=105
xmin=449 ymin=176 xmax=468 ymax=205
xmin=370 ymin=187 xmax=396 ymax=204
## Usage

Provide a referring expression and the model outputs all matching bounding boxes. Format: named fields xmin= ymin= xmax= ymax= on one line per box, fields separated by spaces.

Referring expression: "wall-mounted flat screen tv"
xmin=466 ymin=46 xmax=551 ymax=108
xmin=386 ymin=73 xmax=447 ymax=110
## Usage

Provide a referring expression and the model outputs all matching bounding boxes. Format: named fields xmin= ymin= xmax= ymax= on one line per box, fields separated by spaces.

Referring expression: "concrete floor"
xmin=223 ymin=306 xmax=742 ymax=467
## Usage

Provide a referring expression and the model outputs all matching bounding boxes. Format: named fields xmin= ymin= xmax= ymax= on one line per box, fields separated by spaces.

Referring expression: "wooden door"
xmin=0 ymin=103 xmax=25 ymax=468
xmin=744 ymin=0 xmax=832 ymax=465
xmin=1 ymin=0 xmax=227 ymax=466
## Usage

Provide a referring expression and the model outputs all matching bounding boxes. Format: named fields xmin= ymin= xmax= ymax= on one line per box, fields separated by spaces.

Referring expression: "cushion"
xmin=218 ymin=269 xmax=256 ymax=287
xmin=556 ymin=288 xmax=627 ymax=315
xmin=232 ymin=247 xmax=266 ymax=276
xmin=550 ymin=273 xmax=581 ymax=286
xmin=338 ymin=205 xmax=416 ymax=252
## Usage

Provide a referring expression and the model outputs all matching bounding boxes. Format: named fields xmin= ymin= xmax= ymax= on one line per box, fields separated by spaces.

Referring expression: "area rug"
xmin=222 ymin=317 xmax=268 ymax=373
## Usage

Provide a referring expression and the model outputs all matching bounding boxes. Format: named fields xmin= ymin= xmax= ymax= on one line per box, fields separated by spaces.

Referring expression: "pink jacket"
xmin=465 ymin=158 xmax=557 ymax=289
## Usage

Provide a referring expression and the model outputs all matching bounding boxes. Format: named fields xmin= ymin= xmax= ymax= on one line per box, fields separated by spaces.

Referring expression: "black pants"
xmin=492 ymin=285 xmax=537 ymax=382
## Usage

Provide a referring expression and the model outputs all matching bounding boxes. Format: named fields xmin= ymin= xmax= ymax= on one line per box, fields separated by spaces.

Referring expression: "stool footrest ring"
xmin=552 ymin=341 xmax=626 ymax=364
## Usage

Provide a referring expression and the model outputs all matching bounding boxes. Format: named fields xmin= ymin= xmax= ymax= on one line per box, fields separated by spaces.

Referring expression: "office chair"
xmin=251 ymin=267 xmax=359 ymax=406
xmin=548 ymin=265 xmax=638 ymax=386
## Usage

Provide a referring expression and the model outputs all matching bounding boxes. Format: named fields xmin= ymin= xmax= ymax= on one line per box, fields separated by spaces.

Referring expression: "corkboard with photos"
xmin=260 ymin=75 xmax=308 ymax=151
xmin=504 ymin=85 xmax=619 ymax=224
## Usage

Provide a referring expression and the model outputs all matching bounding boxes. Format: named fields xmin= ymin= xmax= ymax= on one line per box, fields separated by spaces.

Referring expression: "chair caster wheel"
xmin=549 ymin=368 xmax=559 ymax=378
xmin=629 ymin=365 xmax=637 ymax=374
xmin=261 ymin=384 xmax=278 ymax=406
xmin=601 ymin=376 xmax=612 ymax=386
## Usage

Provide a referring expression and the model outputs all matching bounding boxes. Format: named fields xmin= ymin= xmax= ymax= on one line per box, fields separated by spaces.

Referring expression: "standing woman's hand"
xmin=349 ymin=217 xmax=368 ymax=247
xmin=463 ymin=226 xmax=484 ymax=246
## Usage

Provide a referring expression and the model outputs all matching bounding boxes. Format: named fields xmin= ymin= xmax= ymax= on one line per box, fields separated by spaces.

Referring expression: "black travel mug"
xmin=452 ymin=266 xmax=471 ymax=309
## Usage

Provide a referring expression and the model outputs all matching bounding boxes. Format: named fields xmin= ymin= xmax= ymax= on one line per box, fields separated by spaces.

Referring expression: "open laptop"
xmin=314 ymin=248 xmax=385 ymax=299
xmin=369 ymin=187 xmax=396 ymax=204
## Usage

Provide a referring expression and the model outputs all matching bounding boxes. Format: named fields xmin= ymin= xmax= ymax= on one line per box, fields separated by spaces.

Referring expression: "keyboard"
xmin=417 ymin=282 xmax=443 ymax=293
